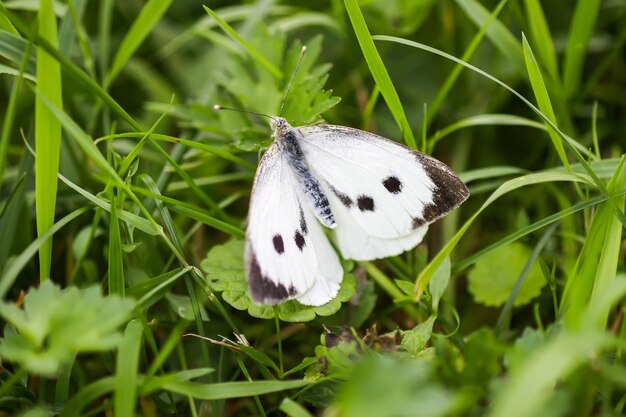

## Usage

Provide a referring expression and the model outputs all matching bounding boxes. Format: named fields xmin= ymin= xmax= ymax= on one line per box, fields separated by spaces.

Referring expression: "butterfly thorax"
xmin=270 ymin=118 xmax=336 ymax=229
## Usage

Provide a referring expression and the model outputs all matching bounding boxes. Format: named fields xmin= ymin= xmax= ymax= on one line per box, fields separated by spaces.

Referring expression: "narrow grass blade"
xmin=562 ymin=156 xmax=626 ymax=329
xmin=431 ymin=113 xmax=544 ymax=149
xmin=35 ymin=0 xmax=63 ymax=281
xmin=59 ymin=376 xmax=116 ymax=417
xmin=0 ymin=30 xmax=37 ymax=74
xmin=104 ymin=132 xmax=255 ymax=170
xmin=522 ymin=0 xmax=558 ymax=81
xmin=203 ymin=5 xmax=282 ymax=79
xmin=343 ymin=0 xmax=416 ymax=149
xmin=106 ymin=0 xmax=173 ymax=87
xmin=59 ymin=174 xmax=159 ymax=236
xmin=454 ymin=0 xmax=524 ymax=74
xmin=0 ymin=2 xmax=18 ymax=34
xmin=428 ymin=0 xmax=508 ymax=129
xmin=563 ymin=0 xmax=601 ymax=99
xmin=522 ymin=34 xmax=568 ymax=169
xmin=114 ymin=320 xmax=143 ymax=417
xmin=108 ymin=188 xmax=124 ymax=296
xmin=0 ymin=207 xmax=90 ymax=299
xmin=143 ymin=377 xmax=309 ymax=399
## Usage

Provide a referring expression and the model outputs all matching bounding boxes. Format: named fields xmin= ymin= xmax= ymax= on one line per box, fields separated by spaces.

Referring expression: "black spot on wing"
xmin=294 ymin=231 xmax=306 ymax=251
xmin=383 ymin=176 xmax=402 ymax=194
xmin=413 ymin=152 xmax=469 ymax=222
xmin=299 ymin=206 xmax=308 ymax=236
xmin=330 ymin=185 xmax=353 ymax=208
xmin=272 ymin=234 xmax=284 ymax=254
xmin=247 ymin=248 xmax=297 ymax=304
xmin=412 ymin=217 xmax=426 ymax=229
xmin=357 ymin=195 xmax=375 ymax=211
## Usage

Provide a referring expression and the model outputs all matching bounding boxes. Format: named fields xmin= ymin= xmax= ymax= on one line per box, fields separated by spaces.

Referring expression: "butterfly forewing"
xmin=245 ymin=143 xmax=343 ymax=306
xmin=297 ymin=124 xmax=469 ymax=260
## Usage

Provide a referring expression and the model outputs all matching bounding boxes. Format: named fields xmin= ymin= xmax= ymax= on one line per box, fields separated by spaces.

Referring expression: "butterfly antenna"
xmin=213 ymin=104 xmax=276 ymax=121
xmin=278 ymin=45 xmax=307 ymax=117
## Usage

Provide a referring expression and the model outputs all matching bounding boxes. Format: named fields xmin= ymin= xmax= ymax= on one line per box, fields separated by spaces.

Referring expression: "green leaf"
xmin=429 ymin=256 xmax=450 ymax=313
xmin=0 ymin=281 xmax=135 ymax=376
xmin=400 ymin=316 xmax=436 ymax=355
xmin=201 ymin=239 xmax=356 ymax=322
xmin=468 ymin=242 xmax=546 ymax=307
xmin=343 ymin=0 xmax=416 ymax=148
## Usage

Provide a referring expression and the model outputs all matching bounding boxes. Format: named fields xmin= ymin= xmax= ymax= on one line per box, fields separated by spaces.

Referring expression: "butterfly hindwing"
xmin=297 ymin=124 xmax=469 ymax=260
xmin=245 ymin=143 xmax=343 ymax=306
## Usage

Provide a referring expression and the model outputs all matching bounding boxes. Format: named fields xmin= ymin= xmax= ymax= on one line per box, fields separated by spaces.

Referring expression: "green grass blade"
xmin=103 ymin=132 xmax=255 ymax=170
xmin=562 ymin=0 xmax=601 ymax=99
xmin=143 ymin=377 xmax=309 ymax=399
xmin=203 ymin=5 xmax=282 ymax=79
xmin=0 ymin=207 xmax=90 ymax=299
xmin=59 ymin=376 xmax=116 ymax=417
xmin=106 ymin=0 xmax=174 ymax=87
xmin=108 ymin=187 xmax=124 ymax=296
xmin=562 ymin=156 xmax=626 ymax=329
xmin=59 ymin=174 xmax=159 ymax=236
xmin=343 ymin=0 xmax=416 ymax=149
xmin=35 ymin=0 xmax=63 ymax=281
xmin=522 ymin=0 xmax=558 ymax=81
xmin=454 ymin=0 xmax=524 ymax=74
xmin=114 ymin=320 xmax=143 ymax=417
xmin=522 ymin=34 xmax=569 ymax=169
xmin=0 ymin=3 xmax=18 ymax=34
xmin=428 ymin=0 xmax=508 ymax=129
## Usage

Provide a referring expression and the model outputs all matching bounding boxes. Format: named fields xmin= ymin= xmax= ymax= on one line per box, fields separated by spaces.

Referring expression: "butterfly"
xmin=243 ymin=116 xmax=469 ymax=306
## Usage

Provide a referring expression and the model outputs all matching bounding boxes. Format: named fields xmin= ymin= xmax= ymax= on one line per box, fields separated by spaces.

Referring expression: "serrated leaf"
xmin=0 ymin=281 xmax=135 ymax=376
xmin=201 ymin=239 xmax=355 ymax=322
xmin=468 ymin=242 xmax=546 ymax=307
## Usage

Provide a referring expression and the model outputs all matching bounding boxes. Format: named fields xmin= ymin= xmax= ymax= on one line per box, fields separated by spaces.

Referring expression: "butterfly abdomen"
xmin=278 ymin=127 xmax=336 ymax=229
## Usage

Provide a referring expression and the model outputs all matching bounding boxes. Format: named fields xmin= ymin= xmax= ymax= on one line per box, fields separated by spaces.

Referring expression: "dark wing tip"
xmin=246 ymin=246 xmax=298 ymax=305
xmin=414 ymin=152 xmax=469 ymax=223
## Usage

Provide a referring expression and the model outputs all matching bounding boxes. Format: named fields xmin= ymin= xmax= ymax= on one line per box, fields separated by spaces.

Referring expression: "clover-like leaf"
xmin=468 ymin=242 xmax=546 ymax=307
xmin=0 ymin=281 xmax=135 ymax=376
xmin=201 ymin=239 xmax=356 ymax=322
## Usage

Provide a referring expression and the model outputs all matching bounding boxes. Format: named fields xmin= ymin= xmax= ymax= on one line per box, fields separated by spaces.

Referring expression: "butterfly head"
xmin=270 ymin=117 xmax=292 ymax=140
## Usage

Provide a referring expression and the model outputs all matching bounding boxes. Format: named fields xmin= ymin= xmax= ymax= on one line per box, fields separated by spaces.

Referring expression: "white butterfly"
xmin=244 ymin=117 xmax=469 ymax=306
